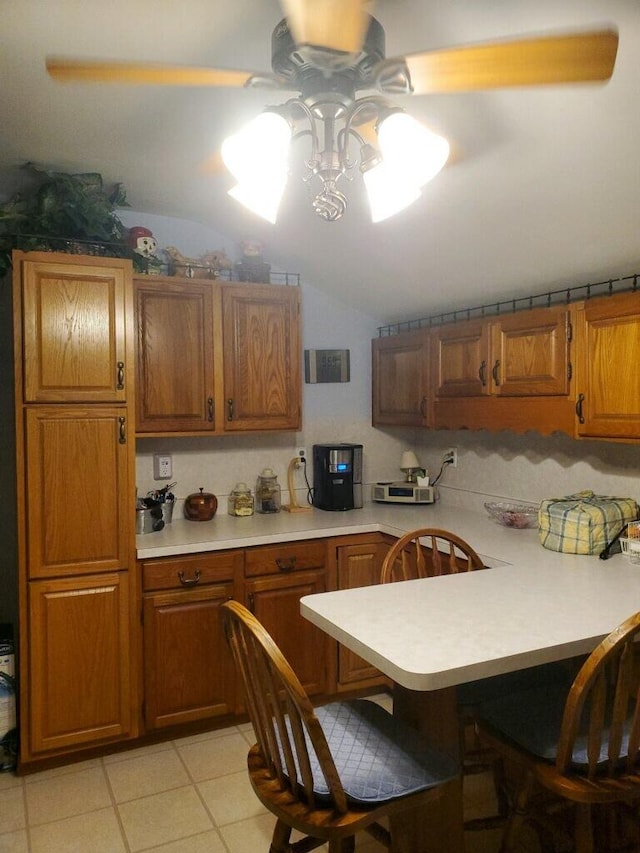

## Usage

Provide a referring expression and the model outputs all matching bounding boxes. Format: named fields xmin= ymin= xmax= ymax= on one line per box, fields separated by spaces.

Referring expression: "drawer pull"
xmin=178 ymin=569 xmax=201 ymax=587
xmin=276 ymin=557 xmax=297 ymax=573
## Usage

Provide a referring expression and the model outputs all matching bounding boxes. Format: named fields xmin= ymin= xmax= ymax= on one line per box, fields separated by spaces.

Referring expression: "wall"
xmin=126 ymin=210 xmax=640 ymax=515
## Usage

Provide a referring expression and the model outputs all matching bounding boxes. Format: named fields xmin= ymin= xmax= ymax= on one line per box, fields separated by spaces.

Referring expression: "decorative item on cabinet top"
xmin=376 ymin=270 xmax=640 ymax=337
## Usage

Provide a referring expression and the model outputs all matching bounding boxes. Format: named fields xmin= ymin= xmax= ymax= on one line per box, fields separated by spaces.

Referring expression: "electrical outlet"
xmin=153 ymin=453 xmax=173 ymax=480
xmin=296 ymin=447 xmax=307 ymax=462
xmin=444 ymin=447 xmax=458 ymax=468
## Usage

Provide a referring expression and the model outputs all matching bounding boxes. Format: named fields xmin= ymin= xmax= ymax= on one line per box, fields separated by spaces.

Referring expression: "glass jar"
xmin=228 ymin=482 xmax=254 ymax=517
xmin=255 ymin=468 xmax=281 ymax=513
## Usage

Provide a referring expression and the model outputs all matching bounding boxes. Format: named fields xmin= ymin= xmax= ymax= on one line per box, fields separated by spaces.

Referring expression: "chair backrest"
xmin=556 ymin=610 xmax=640 ymax=779
xmin=221 ymin=599 xmax=349 ymax=813
xmin=380 ymin=527 xmax=485 ymax=583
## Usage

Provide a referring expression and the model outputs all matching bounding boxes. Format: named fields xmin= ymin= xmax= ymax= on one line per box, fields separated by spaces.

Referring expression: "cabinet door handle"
xmin=492 ymin=359 xmax=501 ymax=386
xmin=419 ymin=396 xmax=427 ymax=417
xmin=276 ymin=557 xmax=297 ymax=573
xmin=178 ymin=569 xmax=201 ymax=587
xmin=575 ymin=393 xmax=585 ymax=424
xmin=248 ymin=593 xmax=255 ymax=612
xmin=478 ymin=360 xmax=487 ymax=386
xmin=227 ymin=398 xmax=234 ymax=421
xmin=118 ymin=416 xmax=126 ymax=444
xmin=207 ymin=397 xmax=214 ymax=422
xmin=116 ymin=361 xmax=125 ymax=390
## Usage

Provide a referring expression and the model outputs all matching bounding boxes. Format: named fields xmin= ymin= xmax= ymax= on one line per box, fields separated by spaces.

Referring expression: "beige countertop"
xmin=136 ymin=499 xmax=619 ymax=572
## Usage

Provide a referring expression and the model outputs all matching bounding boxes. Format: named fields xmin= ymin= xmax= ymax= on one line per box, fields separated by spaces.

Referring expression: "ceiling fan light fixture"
xmin=228 ymin=176 xmax=287 ymax=224
xmin=221 ymin=110 xmax=292 ymax=184
xmin=362 ymin=160 xmax=421 ymax=223
xmin=377 ymin=112 xmax=450 ymax=187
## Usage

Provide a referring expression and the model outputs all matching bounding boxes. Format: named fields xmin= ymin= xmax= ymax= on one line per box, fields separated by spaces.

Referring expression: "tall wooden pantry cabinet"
xmin=12 ymin=251 xmax=138 ymax=769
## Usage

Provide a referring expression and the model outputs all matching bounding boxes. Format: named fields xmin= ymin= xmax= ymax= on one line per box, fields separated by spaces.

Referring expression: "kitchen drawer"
xmin=245 ymin=540 xmax=327 ymax=577
xmin=141 ymin=550 xmax=243 ymax=591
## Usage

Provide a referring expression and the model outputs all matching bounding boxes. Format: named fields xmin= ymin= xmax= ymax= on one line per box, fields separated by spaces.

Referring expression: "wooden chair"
xmin=476 ymin=610 xmax=640 ymax=853
xmin=380 ymin=526 xmax=485 ymax=582
xmin=379 ymin=527 xmax=512 ymax=828
xmin=220 ymin=599 xmax=458 ymax=853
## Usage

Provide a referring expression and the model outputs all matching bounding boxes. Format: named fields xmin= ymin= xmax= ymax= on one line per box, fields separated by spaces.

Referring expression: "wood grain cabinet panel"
xmin=372 ymin=331 xmax=430 ymax=426
xmin=574 ymin=292 xmax=640 ymax=438
xmin=24 ymin=406 xmax=131 ymax=579
xmin=21 ymin=255 xmax=130 ymax=402
xmin=222 ymin=283 xmax=301 ymax=431
xmin=143 ymin=582 xmax=237 ymax=729
xmin=336 ymin=541 xmax=388 ymax=688
xmin=28 ymin=572 xmax=134 ymax=755
xmin=135 ymin=278 xmax=216 ymax=432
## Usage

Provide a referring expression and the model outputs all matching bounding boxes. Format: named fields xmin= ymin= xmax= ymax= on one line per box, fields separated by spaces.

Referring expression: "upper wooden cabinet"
xmin=135 ymin=276 xmax=301 ymax=434
xmin=433 ymin=319 xmax=490 ymax=398
xmin=574 ymin=291 xmax=640 ymax=439
xmin=135 ymin=278 xmax=216 ymax=432
xmin=372 ymin=331 xmax=430 ymax=426
xmin=222 ymin=283 xmax=301 ymax=432
xmin=18 ymin=253 xmax=131 ymax=403
xmin=433 ymin=306 xmax=571 ymax=399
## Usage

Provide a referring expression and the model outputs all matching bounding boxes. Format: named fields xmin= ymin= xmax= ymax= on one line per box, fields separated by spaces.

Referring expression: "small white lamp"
xmin=400 ymin=450 xmax=422 ymax=483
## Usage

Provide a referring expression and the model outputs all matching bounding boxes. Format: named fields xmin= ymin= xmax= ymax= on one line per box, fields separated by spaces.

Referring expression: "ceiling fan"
xmin=46 ymin=0 xmax=619 ymax=223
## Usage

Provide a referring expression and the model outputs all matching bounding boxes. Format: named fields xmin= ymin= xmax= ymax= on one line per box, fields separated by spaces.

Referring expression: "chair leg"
xmin=328 ymin=838 xmax=355 ymax=852
xmin=500 ymin=769 xmax=535 ymax=853
xmin=270 ymin=819 xmax=293 ymax=853
xmin=574 ymin=803 xmax=594 ymax=853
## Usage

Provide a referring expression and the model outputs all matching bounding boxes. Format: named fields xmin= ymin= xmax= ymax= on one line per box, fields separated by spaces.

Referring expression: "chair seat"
xmin=457 ymin=659 xmax=578 ymax=708
xmin=479 ymin=682 xmax=636 ymax=769
xmin=292 ymin=699 xmax=458 ymax=806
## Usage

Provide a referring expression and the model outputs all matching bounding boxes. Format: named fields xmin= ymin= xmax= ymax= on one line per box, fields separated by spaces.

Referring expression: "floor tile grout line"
xmin=101 ymin=755 xmax=134 ymax=853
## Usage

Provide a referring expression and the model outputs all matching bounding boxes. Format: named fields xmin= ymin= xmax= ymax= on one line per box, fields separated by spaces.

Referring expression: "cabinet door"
xmin=575 ymin=293 xmax=640 ymax=438
xmin=25 ymin=406 xmax=131 ymax=578
xmin=28 ymin=572 xmax=134 ymax=756
xmin=434 ymin=319 xmax=490 ymax=397
xmin=222 ymin=284 xmax=301 ymax=431
xmin=143 ymin=582 xmax=236 ymax=729
xmin=490 ymin=306 xmax=570 ymax=396
xmin=246 ymin=570 xmax=329 ymax=697
xmin=372 ymin=332 xmax=430 ymax=426
xmin=337 ymin=542 xmax=388 ymax=686
xmin=135 ymin=278 xmax=216 ymax=432
xmin=20 ymin=255 xmax=130 ymax=402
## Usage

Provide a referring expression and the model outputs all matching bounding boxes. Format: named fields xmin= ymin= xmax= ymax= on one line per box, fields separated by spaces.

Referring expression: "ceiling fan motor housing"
xmin=271 ymin=15 xmax=386 ymax=96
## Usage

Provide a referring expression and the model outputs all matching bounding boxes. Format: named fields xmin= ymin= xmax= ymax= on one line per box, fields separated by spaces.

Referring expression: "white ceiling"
xmin=2 ymin=0 xmax=639 ymax=323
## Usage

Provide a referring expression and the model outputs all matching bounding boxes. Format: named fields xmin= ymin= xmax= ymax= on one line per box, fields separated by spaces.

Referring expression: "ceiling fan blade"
xmin=45 ymin=57 xmax=262 ymax=88
xmin=281 ymin=0 xmax=370 ymax=54
xmin=398 ymin=29 xmax=618 ymax=95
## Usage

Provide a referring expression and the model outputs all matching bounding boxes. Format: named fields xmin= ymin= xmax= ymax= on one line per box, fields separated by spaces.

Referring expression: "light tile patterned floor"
xmin=0 ymin=694 xmax=506 ymax=853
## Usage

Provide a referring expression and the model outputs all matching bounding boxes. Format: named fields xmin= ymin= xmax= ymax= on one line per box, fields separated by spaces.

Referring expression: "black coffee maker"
xmin=312 ymin=444 xmax=363 ymax=511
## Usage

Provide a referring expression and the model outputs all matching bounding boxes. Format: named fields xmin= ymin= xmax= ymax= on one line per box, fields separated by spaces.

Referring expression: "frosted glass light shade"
xmin=228 ymin=176 xmax=287 ymax=224
xmin=377 ymin=112 xmax=449 ymax=188
xmin=363 ymin=161 xmax=421 ymax=223
xmin=221 ymin=111 xmax=291 ymax=184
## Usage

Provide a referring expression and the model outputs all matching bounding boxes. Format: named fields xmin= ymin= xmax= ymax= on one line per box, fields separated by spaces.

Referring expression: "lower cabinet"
xmin=244 ymin=540 xmax=330 ymax=698
xmin=28 ymin=571 xmax=135 ymax=757
xmin=141 ymin=551 xmax=242 ymax=729
xmin=334 ymin=536 xmax=390 ymax=690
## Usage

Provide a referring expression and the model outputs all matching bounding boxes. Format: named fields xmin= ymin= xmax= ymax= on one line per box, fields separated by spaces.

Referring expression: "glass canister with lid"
xmin=228 ymin=482 xmax=254 ymax=517
xmin=255 ymin=468 xmax=281 ymax=513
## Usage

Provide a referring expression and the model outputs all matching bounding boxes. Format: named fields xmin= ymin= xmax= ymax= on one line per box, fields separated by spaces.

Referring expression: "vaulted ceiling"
xmin=2 ymin=0 xmax=639 ymax=322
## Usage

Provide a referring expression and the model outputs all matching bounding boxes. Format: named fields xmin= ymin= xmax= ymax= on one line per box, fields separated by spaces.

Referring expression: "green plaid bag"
xmin=538 ymin=490 xmax=638 ymax=555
